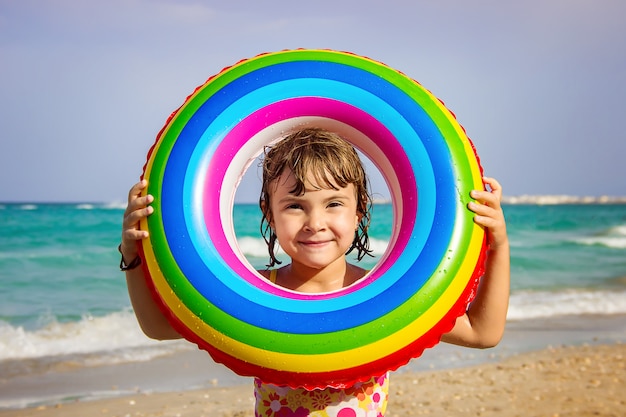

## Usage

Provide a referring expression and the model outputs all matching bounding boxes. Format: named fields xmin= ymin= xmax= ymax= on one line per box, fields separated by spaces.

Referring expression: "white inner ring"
xmin=220 ymin=116 xmax=403 ymax=283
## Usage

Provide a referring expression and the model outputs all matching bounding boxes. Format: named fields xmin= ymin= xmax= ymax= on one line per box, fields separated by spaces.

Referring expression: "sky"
xmin=1 ymin=0 xmax=625 ymax=203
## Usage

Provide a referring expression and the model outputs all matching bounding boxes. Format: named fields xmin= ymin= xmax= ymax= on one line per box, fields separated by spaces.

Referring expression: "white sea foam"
xmin=575 ymin=236 xmax=626 ymax=249
xmin=507 ymin=289 xmax=626 ymax=320
xmin=368 ymin=238 xmax=390 ymax=256
xmin=0 ymin=310 xmax=187 ymax=364
xmin=502 ymin=195 xmax=626 ymax=205
xmin=101 ymin=201 xmax=128 ymax=210
xmin=75 ymin=203 xmax=94 ymax=210
xmin=237 ymin=236 xmax=279 ymax=258
xmin=572 ymin=224 xmax=626 ymax=249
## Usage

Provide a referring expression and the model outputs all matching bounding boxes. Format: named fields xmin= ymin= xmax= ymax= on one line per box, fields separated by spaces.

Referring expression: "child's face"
xmin=268 ymin=169 xmax=360 ymax=272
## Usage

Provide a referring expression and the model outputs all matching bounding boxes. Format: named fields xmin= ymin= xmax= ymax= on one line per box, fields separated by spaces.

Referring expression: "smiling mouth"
xmin=300 ymin=240 xmax=330 ymax=247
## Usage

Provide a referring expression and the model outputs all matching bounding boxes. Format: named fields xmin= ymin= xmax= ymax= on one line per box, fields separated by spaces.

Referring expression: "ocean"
xmin=1 ymin=202 xmax=626 ymax=408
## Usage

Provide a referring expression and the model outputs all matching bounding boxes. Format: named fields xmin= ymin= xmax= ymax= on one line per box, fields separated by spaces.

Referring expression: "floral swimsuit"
xmin=254 ymin=373 xmax=389 ymax=417
xmin=257 ymin=271 xmax=389 ymax=416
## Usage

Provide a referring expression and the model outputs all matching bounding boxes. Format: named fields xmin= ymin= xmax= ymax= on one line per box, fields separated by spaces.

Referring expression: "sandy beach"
xmin=2 ymin=313 xmax=625 ymax=417
xmin=1 ymin=342 xmax=623 ymax=417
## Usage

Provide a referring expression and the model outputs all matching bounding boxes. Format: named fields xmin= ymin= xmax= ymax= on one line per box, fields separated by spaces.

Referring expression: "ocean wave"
xmin=237 ymin=236 xmax=278 ymax=258
xmin=101 ymin=201 xmax=127 ymax=210
xmin=575 ymin=236 xmax=626 ymax=249
xmin=572 ymin=224 xmax=626 ymax=249
xmin=507 ymin=289 xmax=626 ymax=320
xmin=74 ymin=202 xmax=126 ymax=210
xmin=502 ymin=195 xmax=626 ymax=205
xmin=0 ymin=310 xmax=187 ymax=364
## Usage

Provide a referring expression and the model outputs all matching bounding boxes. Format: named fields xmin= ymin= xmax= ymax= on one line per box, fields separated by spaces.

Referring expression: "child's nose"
xmin=304 ymin=209 xmax=326 ymax=231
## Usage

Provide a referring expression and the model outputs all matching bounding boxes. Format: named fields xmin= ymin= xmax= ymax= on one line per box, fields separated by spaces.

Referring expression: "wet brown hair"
xmin=259 ymin=128 xmax=373 ymax=267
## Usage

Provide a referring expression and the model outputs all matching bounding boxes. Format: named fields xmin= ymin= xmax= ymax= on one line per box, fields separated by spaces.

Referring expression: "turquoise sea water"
xmin=1 ymin=202 xmax=625 ymax=380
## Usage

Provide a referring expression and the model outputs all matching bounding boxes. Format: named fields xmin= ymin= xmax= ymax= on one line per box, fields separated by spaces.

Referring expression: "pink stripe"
xmin=203 ymin=97 xmax=417 ymax=299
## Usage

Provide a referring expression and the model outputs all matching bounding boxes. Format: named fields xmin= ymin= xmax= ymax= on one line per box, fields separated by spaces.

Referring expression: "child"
xmin=120 ymin=128 xmax=510 ymax=416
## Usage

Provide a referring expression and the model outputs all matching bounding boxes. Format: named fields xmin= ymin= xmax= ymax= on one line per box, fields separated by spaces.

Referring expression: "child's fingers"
xmin=469 ymin=201 xmax=506 ymax=237
xmin=125 ymin=180 xmax=150 ymax=211
xmin=121 ymin=226 xmax=149 ymax=243
xmin=467 ymin=200 xmax=498 ymax=219
xmin=471 ymin=208 xmax=500 ymax=227
xmin=468 ymin=177 xmax=508 ymax=246
xmin=471 ymin=177 xmax=503 ymax=207
xmin=121 ymin=180 xmax=154 ymax=247
xmin=120 ymin=203 xmax=152 ymax=258
xmin=470 ymin=190 xmax=500 ymax=209
xmin=468 ymin=178 xmax=503 ymax=221
xmin=128 ymin=179 xmax=148 ymax=198
xmin=125 ymin=180 xmax=145 ymax=208
xmin=126 ymin=194 xmax=154 ymax=216
xmin=481 ymin=177 xmax=503 ymax=199
xmin=123 ymin=204 xmax=153 ymax=230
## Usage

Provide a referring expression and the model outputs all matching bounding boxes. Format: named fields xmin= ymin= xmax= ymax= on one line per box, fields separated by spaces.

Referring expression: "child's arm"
xmin=121 ymin=180 xmax=182 ymax=340
xmin=441 ymin=177 xmax=510 ymax=348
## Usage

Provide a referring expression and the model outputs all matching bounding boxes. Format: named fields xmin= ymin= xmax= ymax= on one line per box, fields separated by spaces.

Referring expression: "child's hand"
xmin=120 ymin=179 xmax=154 ymax=260
xmin=121 ymin=180 xmax=181 ymax=340
xmin=468 ymin=177 xmax=508 ymax=249
xmin=444 ymin=176 xmax=510 ymax=348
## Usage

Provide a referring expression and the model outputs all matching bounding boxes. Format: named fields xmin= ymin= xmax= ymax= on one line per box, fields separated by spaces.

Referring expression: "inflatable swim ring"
xmin=139 ymin=49 xmax=487 ymax=390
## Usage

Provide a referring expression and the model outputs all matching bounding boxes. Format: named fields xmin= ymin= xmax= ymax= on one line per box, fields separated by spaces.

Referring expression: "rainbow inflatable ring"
xmin=139 ymin=49 xmax=487 ymax=390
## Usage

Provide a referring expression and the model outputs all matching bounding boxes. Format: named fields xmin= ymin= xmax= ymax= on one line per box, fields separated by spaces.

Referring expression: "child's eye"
xmin=327 ymin=201 xmax=343 ymax=208
xmin=286 ymin=203 xmax=302 ymax=210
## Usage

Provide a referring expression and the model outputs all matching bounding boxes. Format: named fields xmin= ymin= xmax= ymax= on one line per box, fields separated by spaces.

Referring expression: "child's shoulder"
xmin=346 ymin=263 xmax=368 ymax=285
xmin=257 ymin=269 xmax=271 ymax=280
